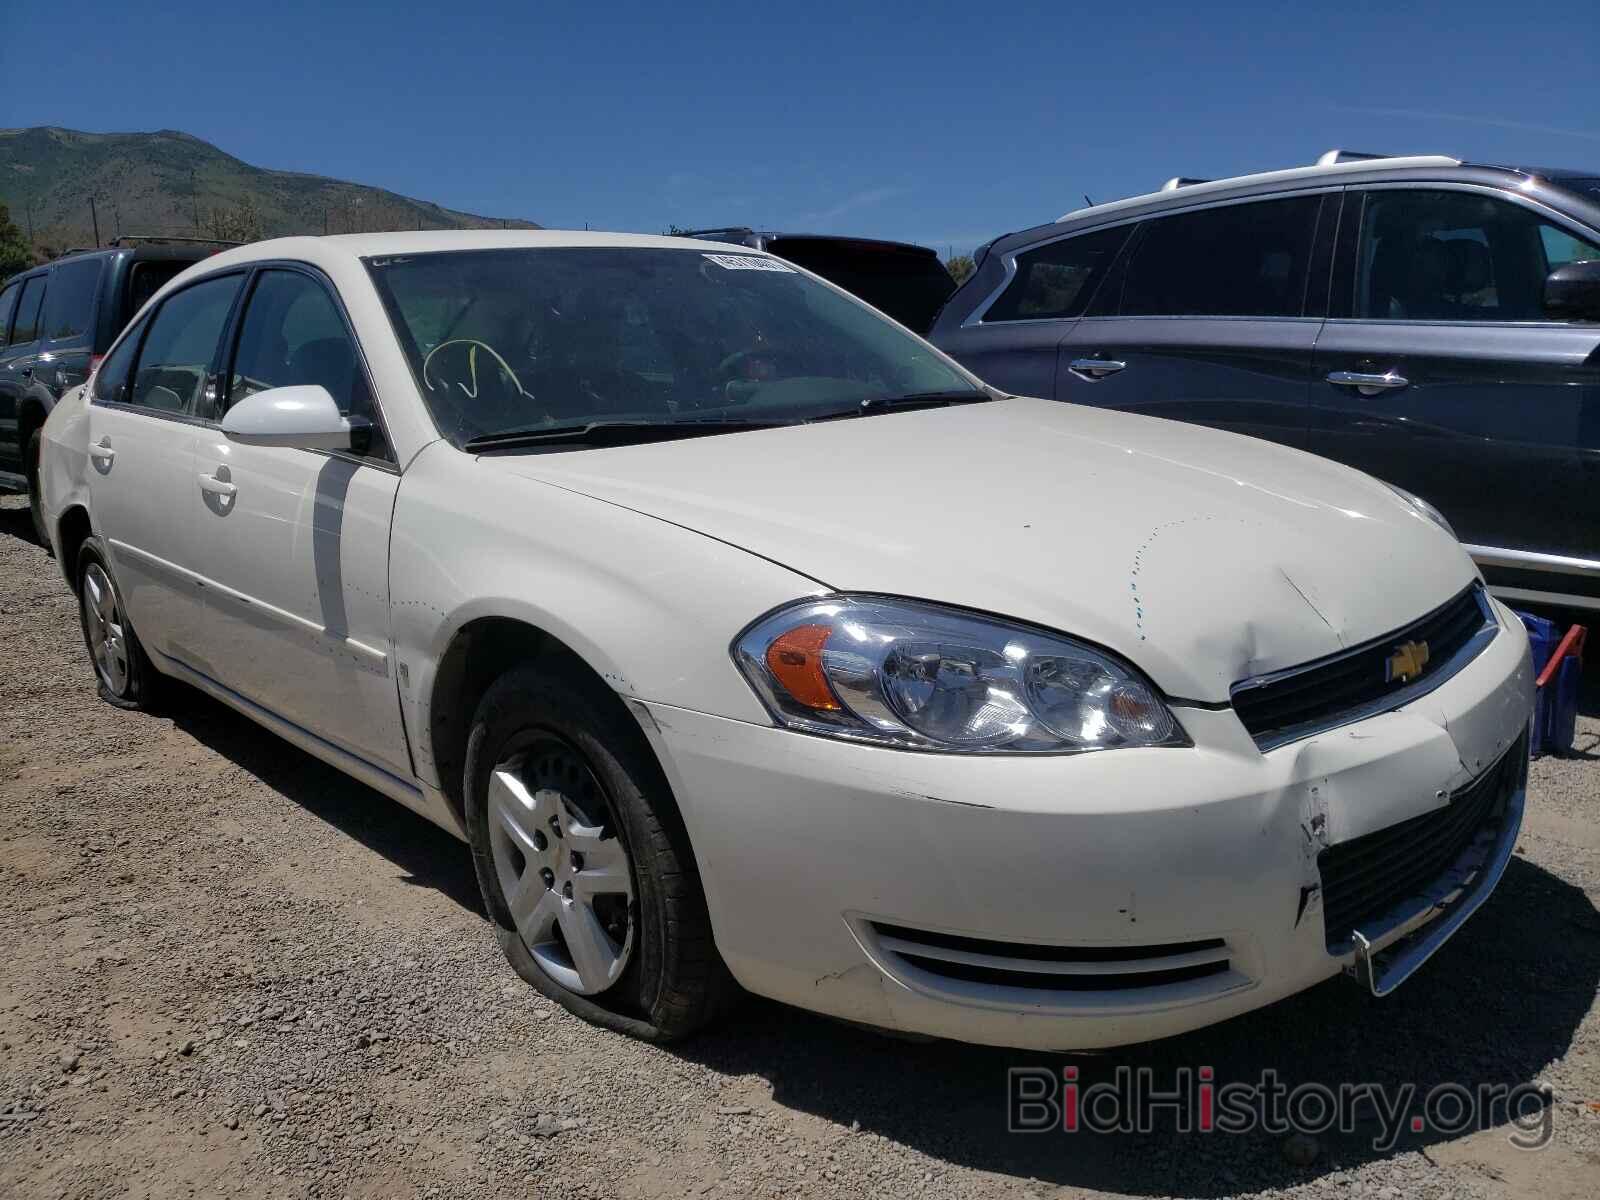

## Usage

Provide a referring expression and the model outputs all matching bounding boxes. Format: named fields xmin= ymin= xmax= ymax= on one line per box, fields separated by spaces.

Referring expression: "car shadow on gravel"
xmin=677 ymin=855 xmax=1598 ymax=1196
xmin=165 ymin=694 xmax=484 ymax=915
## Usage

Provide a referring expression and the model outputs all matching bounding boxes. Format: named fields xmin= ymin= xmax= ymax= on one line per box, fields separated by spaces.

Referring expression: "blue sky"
xmin=5 ymin=0 xmax=1597 ymax=254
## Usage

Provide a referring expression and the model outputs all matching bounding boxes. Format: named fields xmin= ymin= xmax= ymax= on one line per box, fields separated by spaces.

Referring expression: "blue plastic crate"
xmin=1516 ymin=611 xmax=1586 ymax=757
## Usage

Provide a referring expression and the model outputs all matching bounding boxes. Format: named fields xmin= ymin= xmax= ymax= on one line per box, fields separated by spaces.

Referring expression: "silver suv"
xmin=931 ymin=151 xmax=1600 ymax=612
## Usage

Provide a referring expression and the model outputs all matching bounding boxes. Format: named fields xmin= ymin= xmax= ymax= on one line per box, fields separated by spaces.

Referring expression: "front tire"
xmin=76 ymin=536 xmax=159 ymax=710
xmin=464 ymin=664 xmax=735 ymax=1041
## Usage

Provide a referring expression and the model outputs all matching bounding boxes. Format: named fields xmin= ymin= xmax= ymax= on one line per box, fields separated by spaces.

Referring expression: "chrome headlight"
xmin=733 ymin=597 xmax=1186 ymax=754
xmin=1383 ymin=482 xmax=1458 ymax=541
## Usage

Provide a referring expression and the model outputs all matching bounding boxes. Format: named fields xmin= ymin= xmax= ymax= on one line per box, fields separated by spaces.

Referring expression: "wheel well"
xmin=56 ymin=506 xmax=91 ymax=583
xmin=428 ymin=618 xmax=650 ymax=825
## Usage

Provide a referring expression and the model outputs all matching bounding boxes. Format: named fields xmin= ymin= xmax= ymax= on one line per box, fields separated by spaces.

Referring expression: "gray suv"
xmin=0 ymin=238 xmax=224 ymax=542
xmin=931 ymin=151 xmax=1600 ymax=612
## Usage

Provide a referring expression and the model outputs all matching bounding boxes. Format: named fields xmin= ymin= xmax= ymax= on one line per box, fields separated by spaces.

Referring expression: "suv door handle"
xmin=1326 ymin=370 xmax=1409 ymax=395
xmin=1069 ymin=357 xmax=1128 ymax=380
xmin=90 ymin=438 xmax=115 ymax=465
xmin=198 ymin=471 xmax=237 ymax=500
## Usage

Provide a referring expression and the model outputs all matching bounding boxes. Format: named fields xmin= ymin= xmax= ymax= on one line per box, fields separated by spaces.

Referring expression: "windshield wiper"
xmin=462 ymin=418 xmax=794 ymax=452
xmin=809 ymin=389 xmax=995 ymax=421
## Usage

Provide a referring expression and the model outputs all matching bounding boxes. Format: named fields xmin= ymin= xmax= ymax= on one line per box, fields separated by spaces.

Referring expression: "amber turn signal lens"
xmin=765 ymin=624 xmax=840 ymax=711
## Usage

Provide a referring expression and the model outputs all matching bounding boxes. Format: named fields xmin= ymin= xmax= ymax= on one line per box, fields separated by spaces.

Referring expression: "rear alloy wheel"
xmin=486 ymin=737 xmax=636 ymax=995
xmin=76 ymin=536 xmax=159 ymax=710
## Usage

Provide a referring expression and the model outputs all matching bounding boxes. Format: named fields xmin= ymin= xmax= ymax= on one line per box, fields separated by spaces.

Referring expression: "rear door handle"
xmin=1069 ymin=357 xmax=1128 ymax=380
xmin=1327 ymin=370 xmax=1409 ymax=395
xmin=198 ymin=472 xmax=237 ymax=499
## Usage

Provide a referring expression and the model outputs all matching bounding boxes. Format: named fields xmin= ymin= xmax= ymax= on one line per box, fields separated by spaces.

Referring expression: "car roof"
xmin=198 ymin=229 xmax=759 ymax=273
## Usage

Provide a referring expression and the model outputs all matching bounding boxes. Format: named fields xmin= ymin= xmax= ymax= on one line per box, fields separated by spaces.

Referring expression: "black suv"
xmin=931 ymin=152 xmax=1600 ymax=612
xmin=0 ymin=238 xmax=227 ymax=541
xmin=686 ymin=229 xmax=956 ymax=335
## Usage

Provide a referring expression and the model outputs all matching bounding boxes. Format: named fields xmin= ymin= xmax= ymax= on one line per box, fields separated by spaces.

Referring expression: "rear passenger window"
xmin=128 ymin=275 xmax=242 ymax=415
xmin=1117 ymin=196 xmax=1321 ymax=318
xmin=11 ymin=275 xmax=47 ymax=344
xmin=228 ymin=269 xmax=390 ymax=460
xmin=42 ymin=258 xmax=104 ymax=342
xmin=0 ymin=283 xmax=17 ymax=349
xmin=986 ymin=225 xmax=1130 ymax=322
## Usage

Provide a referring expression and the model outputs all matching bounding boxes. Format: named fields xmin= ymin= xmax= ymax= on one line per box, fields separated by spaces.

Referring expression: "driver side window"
xmin=228 ymin=269 xmax=391 ymax=462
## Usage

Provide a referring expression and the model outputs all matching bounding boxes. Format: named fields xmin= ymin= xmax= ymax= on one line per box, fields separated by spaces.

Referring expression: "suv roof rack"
xmin=110 ymin=234 xmax=244 ymax=247
xmin=1065 ymin=152 xmax=1462 ymax=222
xmin=1315 ymin=149 xmax=1393 ymax=166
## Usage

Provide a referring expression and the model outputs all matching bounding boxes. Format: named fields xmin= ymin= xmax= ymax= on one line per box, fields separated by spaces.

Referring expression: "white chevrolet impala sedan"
xmin=40 ymin=231 xmax=1534 ymax=1049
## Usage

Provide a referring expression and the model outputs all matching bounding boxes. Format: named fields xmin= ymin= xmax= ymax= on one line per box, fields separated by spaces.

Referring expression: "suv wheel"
xmin=76 ymin=536 xmax=159 ymax=709
xmin=463 ymin=664 xmax=736 ymax=1041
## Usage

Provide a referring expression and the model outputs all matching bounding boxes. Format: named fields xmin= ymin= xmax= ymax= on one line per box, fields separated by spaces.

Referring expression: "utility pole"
xmin=191 ymin=170 xmax=201 ymax=235
xmin=24 ymin=201 xmax=34 ymax=243
xmin=90 ymin=196 xmax=101 ymax=246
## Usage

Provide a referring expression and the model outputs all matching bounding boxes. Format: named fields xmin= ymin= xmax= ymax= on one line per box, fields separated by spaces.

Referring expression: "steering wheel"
xmin=422 ymin=339 xmax=529 ymax=399
xmin=421 ymin=339 xmax=536 ymax=439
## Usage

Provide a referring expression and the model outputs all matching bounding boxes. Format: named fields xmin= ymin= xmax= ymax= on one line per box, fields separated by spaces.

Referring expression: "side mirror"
xmin=1543 ymin=259 xmax=1600 ymax=322
xmin=220 ymin=385 xmax=360 ymax=451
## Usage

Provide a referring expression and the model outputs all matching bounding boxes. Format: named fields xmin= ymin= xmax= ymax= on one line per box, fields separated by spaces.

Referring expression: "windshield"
xmin=365 ymin=247 xmax=980 ymax=446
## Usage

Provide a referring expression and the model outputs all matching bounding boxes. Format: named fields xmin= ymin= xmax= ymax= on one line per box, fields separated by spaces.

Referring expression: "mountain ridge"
xmin=1 ymin=126 xmax=539 ymax=252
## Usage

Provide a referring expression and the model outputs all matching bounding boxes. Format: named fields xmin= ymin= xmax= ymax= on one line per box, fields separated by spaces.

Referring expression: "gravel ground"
xmin=2 ymin=493 xmax=1597 ymax=1200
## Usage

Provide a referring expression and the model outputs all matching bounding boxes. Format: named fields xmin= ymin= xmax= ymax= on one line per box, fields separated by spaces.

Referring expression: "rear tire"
xmin=26 ymin=430 xmax=50 ymax=550
xmin=75 ymin=536 xmax=160 ymax=710
xmin=463 ymin=663 xmax=736 ymax=1041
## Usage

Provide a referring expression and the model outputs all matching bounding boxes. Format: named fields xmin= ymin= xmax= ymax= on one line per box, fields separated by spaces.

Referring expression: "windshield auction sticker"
xmin=702 ymin=253 xmax=795 ymax=272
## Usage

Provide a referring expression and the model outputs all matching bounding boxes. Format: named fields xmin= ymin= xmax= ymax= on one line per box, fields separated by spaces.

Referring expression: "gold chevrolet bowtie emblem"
xmin=1386 ymin=640 xmax=1430 ymax=684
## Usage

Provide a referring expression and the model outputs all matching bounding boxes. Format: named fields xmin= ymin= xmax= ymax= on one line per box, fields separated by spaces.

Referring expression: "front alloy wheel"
xmin=464 ymin=662 xmax=737 ymax=1040
xmin=487 ymin=738 xmax=635 ymax=995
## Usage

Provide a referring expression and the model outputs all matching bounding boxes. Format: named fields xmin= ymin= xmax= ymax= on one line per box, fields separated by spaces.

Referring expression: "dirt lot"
xmin=2 ymin=495 xmax=1597 ymax=1200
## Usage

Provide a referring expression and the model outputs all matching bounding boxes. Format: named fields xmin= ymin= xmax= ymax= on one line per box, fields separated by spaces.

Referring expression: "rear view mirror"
xmin=1543 ymin=259 xmax=1600 ymax=322
xmin=221 ymin=385 xmax=359 ymax=451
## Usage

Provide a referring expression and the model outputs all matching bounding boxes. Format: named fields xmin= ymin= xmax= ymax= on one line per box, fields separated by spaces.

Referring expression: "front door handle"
xmin=1327 ymin=370 xmax=1409 ymax=396
xmin=90 ymin=437 xmax=115 ymax=465
xmin=198 ymin=471 xmax=237 ymax=500
xmin=1069 ymin=357 xmax=1128 ymax=380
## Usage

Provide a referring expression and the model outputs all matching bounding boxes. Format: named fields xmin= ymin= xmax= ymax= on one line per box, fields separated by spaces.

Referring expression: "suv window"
xmin=1117 ymin=196 xmax=1321 ymax=318
xmin=128 ymin=275 xmax=243 ymax=415
xmin=126 ymin=260 xmax=191 ymax=321
xmin=228 ymin=269 xmax=390 ymax=460
xmin=1356 ymin=189 xmax=1600 ymax=321
xmin=986 ymin=224 xmax=1131 ymax=322
xmin=42 ymin=258 xmax=104 ymax=342
xmin=0 ymin=283 xmax=18 ymax=350
xmin=11 ymin=275 xmax=47 ymax=345
xmin=93 ymin=317 xmax=148 ymax=405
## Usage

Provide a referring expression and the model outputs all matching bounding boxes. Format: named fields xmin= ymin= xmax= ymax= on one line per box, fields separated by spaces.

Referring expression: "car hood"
xmin=481 ymin=397 xmax=1479 ymax=702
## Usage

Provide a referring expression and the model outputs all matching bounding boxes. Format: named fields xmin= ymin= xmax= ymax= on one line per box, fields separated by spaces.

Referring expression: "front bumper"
xmin=638 ymin=599 xmax=1534 ymax=1050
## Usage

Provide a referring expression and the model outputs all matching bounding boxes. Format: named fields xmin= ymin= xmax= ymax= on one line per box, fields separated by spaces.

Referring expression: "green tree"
xmin=204 ymin=195 xmax=264 ymax=244
xmin=945 ymin=254 xmax=975 ymax=285
xmin=0 ymin=204 xmax=32 ymax=279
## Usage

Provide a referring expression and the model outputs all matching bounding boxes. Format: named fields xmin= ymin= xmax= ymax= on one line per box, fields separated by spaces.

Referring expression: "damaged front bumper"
xmin=1346 ymin=738 xmax=1527 ymax=997
xmin=636 ymin=597 xmax=1535 ymax=1050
